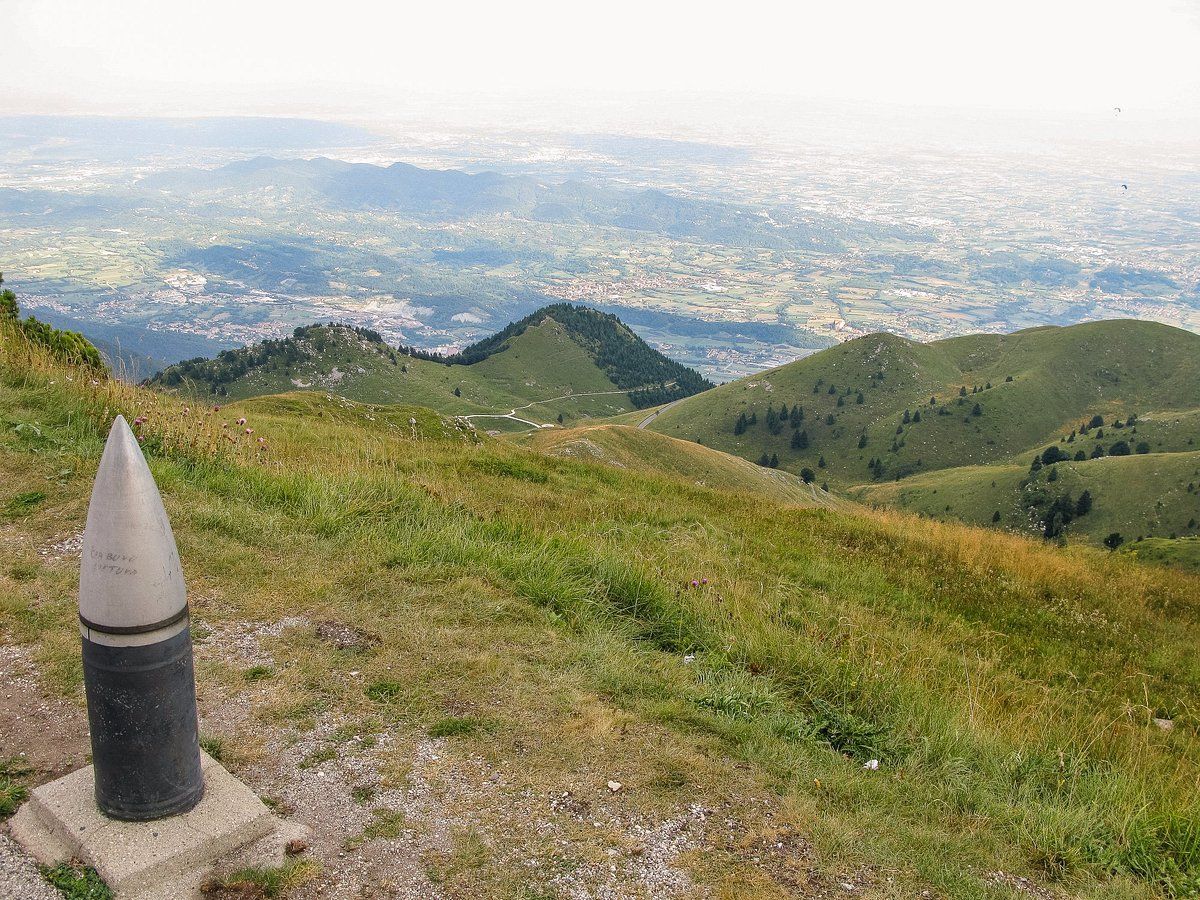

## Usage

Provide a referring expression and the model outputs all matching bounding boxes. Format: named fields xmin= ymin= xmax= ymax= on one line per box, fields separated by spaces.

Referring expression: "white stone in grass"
xmin=862 ymin=759 xmax=879 ymax=771
xmin=607 ymin=780 xmax=623 ymax=793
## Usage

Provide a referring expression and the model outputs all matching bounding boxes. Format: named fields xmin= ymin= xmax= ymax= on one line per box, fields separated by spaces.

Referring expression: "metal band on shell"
xmin=79 ymin=606 xmax=190 ymax=636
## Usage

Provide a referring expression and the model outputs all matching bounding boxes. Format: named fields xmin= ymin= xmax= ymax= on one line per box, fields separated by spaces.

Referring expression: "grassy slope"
xmin=160 ymin=320 xmax=644 ymax=426
xmin=1125 ymin=536 xmax=1200 ymax=572
xmin=523 ymin=424 xmax=844 ymax=509
xmin=853 ymin=451 xmax=1200 ymax=544
xmin=8 ymin=325 xmax=1200 ymax=897
xmin=650 ymin=320 xmax=1200 ymax=545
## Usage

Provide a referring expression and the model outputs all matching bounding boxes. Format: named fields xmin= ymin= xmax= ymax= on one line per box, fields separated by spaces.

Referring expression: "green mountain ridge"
xmin=648 ymin=319 xmax=1200 ymax=548
xmin=148 ymin=304 xmax=713 ymax=422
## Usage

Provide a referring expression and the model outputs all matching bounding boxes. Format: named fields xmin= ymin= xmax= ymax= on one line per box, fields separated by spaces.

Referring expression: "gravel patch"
xmin=194 ymin=616 xmax=312 ymax=668
xmin=0 ymin=832 xmax=58 ymax=900
xmin=986 ymin=870 xmax=1057 ymax=899
xmin=37 ymin=531 xmax=83 ymax=560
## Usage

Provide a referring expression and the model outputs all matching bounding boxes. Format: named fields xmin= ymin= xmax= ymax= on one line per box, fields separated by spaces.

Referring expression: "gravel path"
xmin=0 ymin=831 xmax=58 ymax=900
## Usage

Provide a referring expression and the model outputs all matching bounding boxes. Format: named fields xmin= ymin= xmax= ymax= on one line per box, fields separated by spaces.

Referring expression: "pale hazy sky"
xmin=3 ymin=0 xmax=1199 ymax=121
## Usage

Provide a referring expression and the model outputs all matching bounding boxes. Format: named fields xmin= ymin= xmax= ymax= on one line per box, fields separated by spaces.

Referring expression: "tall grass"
xmin=6 ymin=321 xmax=1200 ymax=895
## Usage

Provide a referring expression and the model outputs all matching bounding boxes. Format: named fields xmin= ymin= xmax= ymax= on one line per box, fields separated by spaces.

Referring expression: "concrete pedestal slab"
xmin=9 ymin=752 xmax=306 ymax=899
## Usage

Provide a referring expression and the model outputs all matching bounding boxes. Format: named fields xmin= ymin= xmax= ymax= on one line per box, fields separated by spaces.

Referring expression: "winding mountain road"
xmin=636 ymin=398 xmax=685 ymax=429
xmin=462 ymin=388 xmax=639 ymax=430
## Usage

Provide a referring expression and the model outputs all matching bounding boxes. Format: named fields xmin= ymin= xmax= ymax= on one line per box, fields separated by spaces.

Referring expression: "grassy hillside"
xmin=1123 ymin=536 xmax=1200 ymax=572
xmin=8 ymin=317 xmax=1200 ymax=898
xmin=523 ymin=423 xmax=843 ymax=508
xmin=853 ymin=451 xmax=1200 ymax=544
xmin=650 ymin=320 xmax=1200 ymax=548
xmin=148 ymin=306 xmax=711 ymax=426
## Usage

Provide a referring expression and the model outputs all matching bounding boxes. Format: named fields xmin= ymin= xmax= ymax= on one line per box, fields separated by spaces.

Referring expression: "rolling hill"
xmin=8 ymin=310 xmax=1200 ymax=898
xmin=852 ymin=450 xmax=1200 ymax=544
xmin=148 ymin=304 xmax=712 ymax=427
xmin=646 ymin=319 xmax=1200 ymax=547
xmin=524 ymin=423 xmax=844 ymax=508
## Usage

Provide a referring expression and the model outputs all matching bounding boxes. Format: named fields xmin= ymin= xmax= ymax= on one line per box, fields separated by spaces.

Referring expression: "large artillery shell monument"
xmin=10 ymin=416 xmax=304 ymax=899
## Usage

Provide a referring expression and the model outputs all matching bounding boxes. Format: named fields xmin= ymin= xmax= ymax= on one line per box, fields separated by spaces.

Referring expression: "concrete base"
xmin=9 ymin=752 xmax=306 ymax=900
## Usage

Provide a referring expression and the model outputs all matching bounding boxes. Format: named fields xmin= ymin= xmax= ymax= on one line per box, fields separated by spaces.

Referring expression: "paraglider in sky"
xmin=1121 ymin=183 xmax=1128 ymax=190
xmin=1113 ymin=106 xmax=1122 ymax=115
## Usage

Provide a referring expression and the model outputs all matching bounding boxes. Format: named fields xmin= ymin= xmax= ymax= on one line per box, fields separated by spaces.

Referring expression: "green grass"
xmin=428 ymin=715 xmax=497 ymax=738
xmin=343 ymin=807 xmax=406 ymax=850
xmin=853 ymin=450 xmax=1200 ymax=545
xmin=523 ymin=423 xmax=843 ymax=508
xmin=1124 ymin=536 xmax=1200 ymax=572
xmin=4 ymin=488 xmax=46 ymax=517
xmin=8 ymin=321 xmax=1200 ymax=896
xmin=199 ymin=736 xmax=226 ymax=762
xmin=40 ymin=863 xmax=113 ymax=900
xmin=0 ymin=757 xmax=31 ymax=818
xmin=203 ymin=861 xmax=317 ymax=898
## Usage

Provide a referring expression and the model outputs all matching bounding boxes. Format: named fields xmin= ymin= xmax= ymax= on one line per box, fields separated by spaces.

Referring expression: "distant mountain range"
xmin=141 ymin=156 xmax=851 ymax=251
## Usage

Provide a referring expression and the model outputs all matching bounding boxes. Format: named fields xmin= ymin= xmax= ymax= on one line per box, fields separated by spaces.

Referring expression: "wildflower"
xmin=213 ymin=405 xmax=221 ymax=412
xmin=690 ymin=580 xmax=699 ymax=588
xmin=133 ymin=416 xmax=147 ymax=426
xmin=237 ymin=417 xmax=247 ymax=426
xmin=222 ymin=422 xmax=228 ymax=429
xmin=182 ymin=406 xmax=190 ymax=415
xmin=136 ymin=435 xmax=145 ymax=443
xmin=701 ymin=578 xmax=709 ymax=585
xmin=245 ymin=428 xmax=253 ymax=435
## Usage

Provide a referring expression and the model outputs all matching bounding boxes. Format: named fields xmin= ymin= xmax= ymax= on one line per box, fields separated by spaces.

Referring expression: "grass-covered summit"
xmin=7 ymin=308 xmax=1200 ymax=897
xmin=148 ymin=304 xmax=712 ymax=421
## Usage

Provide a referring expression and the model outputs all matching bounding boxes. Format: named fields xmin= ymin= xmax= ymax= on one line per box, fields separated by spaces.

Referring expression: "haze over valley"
xmin=3 ymin=105 xmax=1196 ymax=381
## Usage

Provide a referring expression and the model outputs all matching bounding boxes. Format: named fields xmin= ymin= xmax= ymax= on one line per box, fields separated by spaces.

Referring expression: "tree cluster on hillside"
xmin=1023 ymin=447 xmax=1097 ymax=538
xmin=148 ymin=323 xmax=389 ymax=392
xmin=0 ymin=275 xmax=106 ymax=371
xmin=449 ymin=304 xmax=712 ymax=406
xmin=149 ymin=304 xmax=712 ymax=409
